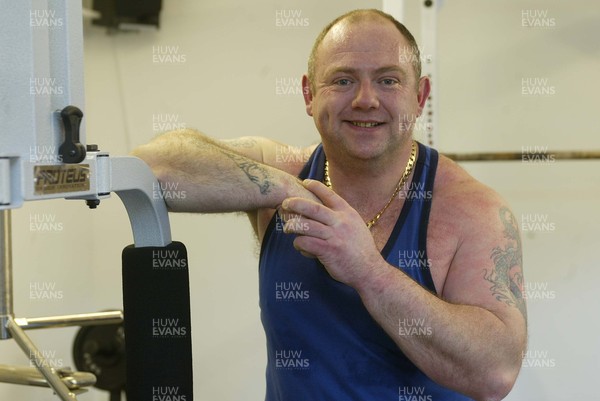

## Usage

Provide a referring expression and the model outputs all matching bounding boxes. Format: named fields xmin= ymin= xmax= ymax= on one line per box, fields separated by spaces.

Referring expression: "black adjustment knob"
xmin=58 ymin=105 xmax=87 ymax=164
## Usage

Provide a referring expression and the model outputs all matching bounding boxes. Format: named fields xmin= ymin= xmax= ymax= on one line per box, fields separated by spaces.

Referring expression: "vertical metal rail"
xmin=0 ymin=210 xmax=13 ymax=340
xmin=421 ymin=0 xmax=438 ymax=147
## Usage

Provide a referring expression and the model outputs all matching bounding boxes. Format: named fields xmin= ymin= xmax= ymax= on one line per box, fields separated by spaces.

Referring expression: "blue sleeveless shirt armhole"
xmin=258 ymin=142 xmax=474 ymax=401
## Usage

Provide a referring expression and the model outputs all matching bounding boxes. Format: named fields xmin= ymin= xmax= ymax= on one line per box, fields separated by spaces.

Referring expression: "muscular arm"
xmin=356 ymin=207 xmax=526 ymax=400
xmin=131 ymin=129 xmax=314 ymax=216
xmin=282 ymin=179 xmax=527 ymax=401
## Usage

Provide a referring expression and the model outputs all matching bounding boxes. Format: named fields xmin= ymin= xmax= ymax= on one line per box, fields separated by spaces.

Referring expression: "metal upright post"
xmin=0 ymin=210 xmax=13 ymax=340
xmin=421 ymin=0 xmax=439 ymax=147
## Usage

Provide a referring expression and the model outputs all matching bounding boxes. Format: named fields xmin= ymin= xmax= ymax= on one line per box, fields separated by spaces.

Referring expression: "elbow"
xmin=130 ymin=143 xmax=160 ymax=170
xmin=474 ymin=366 xmax=520 ymax=401
xmin=130 ymin=129 xmax=198 ymax=176
xmin=130 ymin=142 xmax=172 ymax=182
xmin=471 ymin=332 xmax=525 ymax=401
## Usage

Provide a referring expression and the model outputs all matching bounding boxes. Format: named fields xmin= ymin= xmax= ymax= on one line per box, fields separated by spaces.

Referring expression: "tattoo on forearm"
xmin=483 ymin=207 xmax=527 ymax=320
xmin=221 ymin=151 xmax=272 ymax=195
xmin=224 ymin=138 xmax=258 ymax=148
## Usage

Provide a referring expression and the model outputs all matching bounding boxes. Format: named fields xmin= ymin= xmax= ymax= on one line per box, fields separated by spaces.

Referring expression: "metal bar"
xmin=0 ymin=364 xmax=58 ymax=388
xmin=14 ymin=311 xmax=123 ymax=331
xmin=0 ymin=210 xmax=13 ymax=340
xmin=6 ymin=316 xmax=77 ymax=401
xmin=0 ymin=364 xmax=95 ymax=389
xmin=444 ymin=150 xmax=600 ymax=162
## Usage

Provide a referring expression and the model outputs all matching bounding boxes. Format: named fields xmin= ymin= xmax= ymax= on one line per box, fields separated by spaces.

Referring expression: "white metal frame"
xmin=0 ymin=1 xmax=172 ymax=399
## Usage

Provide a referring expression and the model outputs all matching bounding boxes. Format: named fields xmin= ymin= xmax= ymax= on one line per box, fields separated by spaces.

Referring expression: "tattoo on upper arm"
xmin=483 ymin=207 xmax=527 ymax=320
xmin=221 ymin=150 xmax=272 ymax=195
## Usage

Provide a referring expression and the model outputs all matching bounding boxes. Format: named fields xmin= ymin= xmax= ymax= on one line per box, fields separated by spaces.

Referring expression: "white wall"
xmin=1 ymin=0 xmax=598 ymax=400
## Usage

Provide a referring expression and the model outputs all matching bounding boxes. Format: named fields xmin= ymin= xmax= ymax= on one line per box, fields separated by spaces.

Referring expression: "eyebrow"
xmin=324 ymin=65 xmax=408 ymax=78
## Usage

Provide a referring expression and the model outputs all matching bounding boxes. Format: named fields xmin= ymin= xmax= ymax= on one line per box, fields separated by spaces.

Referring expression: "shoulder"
xmin=432 ymin=155 xmax=523 ymax=303
xmin=427 ymin=155 xmax=510 ymax=289
xmin=428 ymin=154 xmax=516 ymax=290
xmin=432 ymin=154 xmax=508 ymax=229
xmin=431 ymin=156 xmax=527 ymax=334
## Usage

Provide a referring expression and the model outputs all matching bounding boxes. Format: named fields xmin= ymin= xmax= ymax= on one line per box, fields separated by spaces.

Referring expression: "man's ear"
xmin=416 ymin=76 xmax=431 ymax=116
xmin=302 ymin=75 xmax=313 ymax=116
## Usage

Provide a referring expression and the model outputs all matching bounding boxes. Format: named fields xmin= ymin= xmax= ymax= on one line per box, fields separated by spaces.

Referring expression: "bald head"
xmin=307 ymin=9 xmax=422 ymax=93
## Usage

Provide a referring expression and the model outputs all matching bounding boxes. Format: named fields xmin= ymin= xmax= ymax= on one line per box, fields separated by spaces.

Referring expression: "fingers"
xmin=293 ymin=235 xmax=325 ymax=260
xmin=280 ymin=179 xmax=354 ymax=262
xmin=282 ymin=215 xmax=330 ymax=240
xmin=302 ymin=179 xmax=348 ymax=209
xmin=298 ymin=250 xmax=318 ymax=259
xmin=281 ymin=179 xmax=349 ymax=225
xmin=282 ymin=197 xmax=336 ymax=226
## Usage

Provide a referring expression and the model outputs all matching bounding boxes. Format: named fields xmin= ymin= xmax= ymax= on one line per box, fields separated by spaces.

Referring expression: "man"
xmin=133 ymin=9 xmax=527 ymax=401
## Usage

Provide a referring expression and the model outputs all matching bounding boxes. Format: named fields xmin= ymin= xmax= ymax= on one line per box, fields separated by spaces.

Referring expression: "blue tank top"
xmin=259 ymin=142 xmax=473 ymax=401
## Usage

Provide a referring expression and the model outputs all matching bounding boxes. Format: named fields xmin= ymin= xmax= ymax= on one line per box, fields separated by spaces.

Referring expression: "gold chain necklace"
xmin=323 ymin=141 xmax=417 ymax=229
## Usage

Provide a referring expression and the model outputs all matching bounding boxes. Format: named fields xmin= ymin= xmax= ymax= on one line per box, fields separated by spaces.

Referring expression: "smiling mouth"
xmin=348 ymin=121 xmax=384 ymax=128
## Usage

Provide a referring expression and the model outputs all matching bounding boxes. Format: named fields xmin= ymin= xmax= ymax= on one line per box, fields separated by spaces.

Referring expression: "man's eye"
xmin=335 ymin=79 xmax=352 ymax=86
xmin=381 ymin=78 xmax=398 ymax=85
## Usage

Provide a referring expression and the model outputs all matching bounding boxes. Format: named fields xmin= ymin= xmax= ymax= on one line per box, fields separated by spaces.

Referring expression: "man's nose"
xmin=352 ymin=81 xmax=379 ymax=110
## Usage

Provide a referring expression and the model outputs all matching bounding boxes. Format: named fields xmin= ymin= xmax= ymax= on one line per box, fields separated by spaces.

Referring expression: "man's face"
xmin=303 ymin=18 xmax=429 ymax=162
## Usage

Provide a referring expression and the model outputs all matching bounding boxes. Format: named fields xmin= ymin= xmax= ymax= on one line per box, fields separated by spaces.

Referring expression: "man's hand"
xmin=281 ymin=179 xmax=385 ymax=287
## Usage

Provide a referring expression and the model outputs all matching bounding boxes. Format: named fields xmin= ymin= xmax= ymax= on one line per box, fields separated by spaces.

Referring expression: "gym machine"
xmin=0 ymin=1 xmax=193 ymax=400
